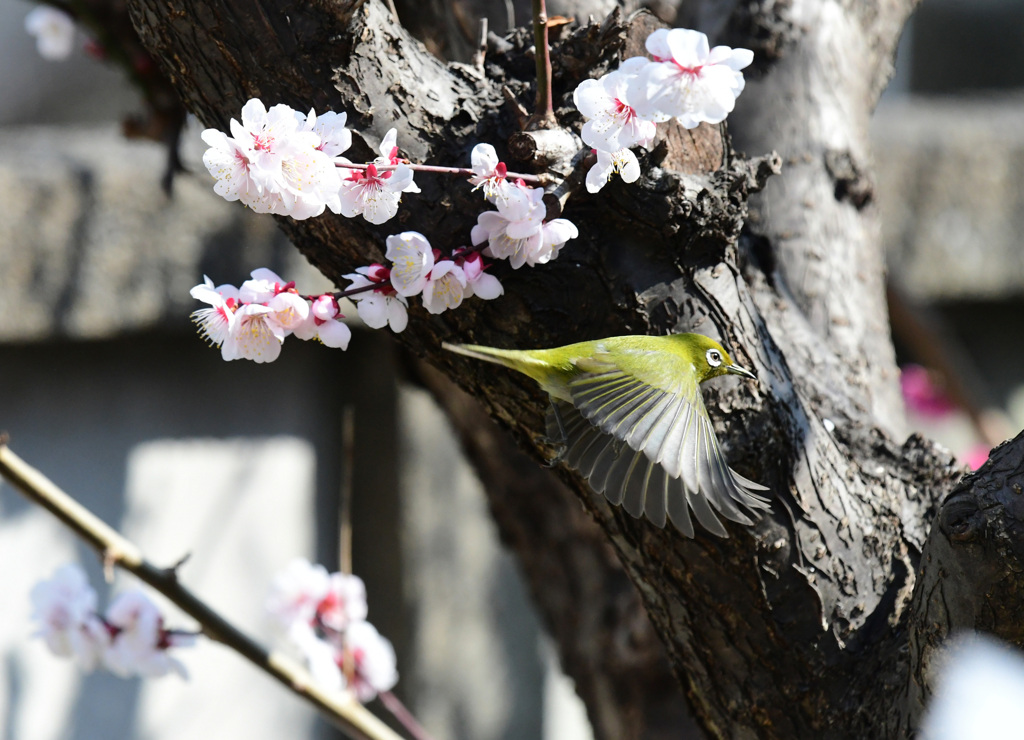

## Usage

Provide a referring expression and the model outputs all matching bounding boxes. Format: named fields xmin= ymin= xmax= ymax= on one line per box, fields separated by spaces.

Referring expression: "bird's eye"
xmin=706 ymin=349 xmax=722 ymax=367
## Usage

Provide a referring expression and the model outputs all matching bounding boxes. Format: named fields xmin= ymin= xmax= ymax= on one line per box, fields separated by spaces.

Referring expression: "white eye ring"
xmin=706 ymin=349 xmax=722 ymax=367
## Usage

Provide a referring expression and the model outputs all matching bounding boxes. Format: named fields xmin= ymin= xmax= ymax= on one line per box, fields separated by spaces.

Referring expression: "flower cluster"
xmin=30 ymin=564 xmax=194 ymax=679
xmin=192 ymin=234 xmax=508 ymax=361
xmin=470 ymin=165 xmax=579 ymax=269
xmin=574 ymin=28 xmax=753 ymax=192
xmin=374 ymin=230 xmax=503 ymax=316
xmin=191 ymin=268 xmax=350 ymax=363
xmin=266 ymin=559 xmax=397 ymax=702
xmin=200 ymin=101 xmax=420 ymax=222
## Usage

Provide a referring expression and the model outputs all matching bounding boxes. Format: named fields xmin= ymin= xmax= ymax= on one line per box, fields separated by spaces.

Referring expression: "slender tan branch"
xmin=0 ymin=439 xmax=402 ymax=740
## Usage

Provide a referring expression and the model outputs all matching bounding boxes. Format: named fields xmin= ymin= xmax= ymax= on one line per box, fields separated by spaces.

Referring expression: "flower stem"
xmin=530 ymin=0 xmax=557 ymax=128
xmin=0 ymin=438 xmax=403 ymax=740
xmin=334 ymin=161 xmax=546 ymax=185
xmin=379 ymin=690 xmax=437 ymax=740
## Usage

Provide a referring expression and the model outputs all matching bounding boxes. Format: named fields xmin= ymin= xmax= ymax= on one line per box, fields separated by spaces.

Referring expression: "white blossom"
xmin=922 ymin=634 xmax=1024 ymax=740
xmin=585 ymin=147 xmax=642 ymax=193
xmin=471 ymin=184 xmax=577 ymax=269
xmin=25 ymin=6 xmax=76 ymax=61
xmin=421 ymin=261 xmax=467 ymax=315
xmin=30 ymin=564 xmax=108 ymax=671
xmin=457 ymin=251 xmax=503 ymax=301
xmin=468 ymin=143 xmax=510 ymax=202
xmin=574 ymin=57 xmax=657 ymax=152
xmin=344 ymin=621 xmax=398 ymax=702
xmin=221 ymin=303 xmax=285 ymax=363
xmin=266 ymin=559 xmax=331 ymax=631
xmin=299 ymin=109 xmax=353 ymax=158
xmin=291 ymin=295 xmax=352 ymax=349
xmin=201 ymin=99 xmax=341 ymax=220
xmin=344 ymin=266 xmax=409 ymax=333
xmin=628 ymin=28 xmax=753 ymax=129
xmin=104 ymin=591 xmax=191 ymax=679
xmin=318 ymin=573 xmax=369 ymax=633
xmin=335 ymin=129 xmax=418 ymax=224
xmin=384 ymin=232 xmax=435 ymax=297
xmin=190 ymin=276 xmax=240 ymax=347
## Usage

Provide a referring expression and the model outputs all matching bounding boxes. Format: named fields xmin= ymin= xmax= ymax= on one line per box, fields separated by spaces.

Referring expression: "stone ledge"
xmin=873 ymin=95 xmax=1024 ymax=302
xmin=0 ymin=124 xmax=329 ymax=342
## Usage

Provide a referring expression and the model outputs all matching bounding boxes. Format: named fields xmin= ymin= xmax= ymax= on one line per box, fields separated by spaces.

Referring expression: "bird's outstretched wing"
xmin=545 ymin=349 xmax=769 ymax=536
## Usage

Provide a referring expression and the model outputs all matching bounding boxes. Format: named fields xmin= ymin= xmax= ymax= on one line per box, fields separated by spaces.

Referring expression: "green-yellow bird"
xmin=443 ymin=333 xmax=770 ymax=537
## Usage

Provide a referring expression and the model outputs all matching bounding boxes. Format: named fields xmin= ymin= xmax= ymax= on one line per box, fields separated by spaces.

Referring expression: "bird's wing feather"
xmin=552 ymin=350 xmax=769 ymax=536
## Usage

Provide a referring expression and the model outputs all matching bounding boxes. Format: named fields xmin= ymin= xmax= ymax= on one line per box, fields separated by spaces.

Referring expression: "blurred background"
xmin=1 ymin=0 xmax=1023 ymax=739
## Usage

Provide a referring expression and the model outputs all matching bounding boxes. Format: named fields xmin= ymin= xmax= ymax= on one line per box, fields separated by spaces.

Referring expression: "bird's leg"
xmin=543 ymin=401 xmax=569 ymax=466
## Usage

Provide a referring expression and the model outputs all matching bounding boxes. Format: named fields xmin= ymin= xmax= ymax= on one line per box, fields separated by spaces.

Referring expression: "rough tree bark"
xmin=121 ymin=0 xmax=1024 ymax=737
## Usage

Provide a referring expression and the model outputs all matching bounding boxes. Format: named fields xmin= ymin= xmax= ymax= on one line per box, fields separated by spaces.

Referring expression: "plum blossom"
xmin=220 ymin=303 xmax=285 ymax=363
xmin=337 ymin=129 xmax=418 ymax=224
xmin=455 ymin=251 xmax=503 ymax=301
xmin=30 ymin=564 xmax=108 ymax=671
xmin=200 ymin=129 xmax=270 ymax=210
xmin=468 ymin=143 xmax=510 ymax=202
xmin=317 ymin=573 xmax=369 ymax=632
xmin=540 ymin=218 xmax=580 ymax=264
xmin=104 ymin=591 xmax=193 ymax=679
xmin=628 ymin=28 xmax=753 ymax=129
xmin=299 ymin=109 xmax=353 ymax=158
xmin=384 ymin=232 xmax=435 ymax=297
xmin=421 ymin=260 xmax=467 ymax=315
xmin=290 ymin=619 xmax=398 ymax=702
xmin=470 ymin=184 xmax=545 ymax=269
xmin=229 ymin=99 xmax=319 ymax=189
xmin=266 ymin=559 xmax=394 ymax=702
xmin=190 ymin=276 xmax=240 ymax=347
xmin=201 ymin=99 xmax=341 ymax=219
xmin=344 ymin=265 xmax=409 ymax=333
xmin=471 ymin=184 xmax=578 ymax=269
xmin=291 ymin=295 xmax=352 ymax=349
xmin=25 ymin=6 xmax=76 ymax=61
xmin=342 ymin=621 xmax=399 ymax=702
xmin=900 ymin=364 xmax=956 ymax=419
xmin=573 ymin=57 xmax=657 ymax=152
xmin=586 ymin=146 xmax=642 ymax=193
xmin=266 ymin=559 xmax=331 ymax=630
xmin=240 ymin=268 xmax=310 ymax=333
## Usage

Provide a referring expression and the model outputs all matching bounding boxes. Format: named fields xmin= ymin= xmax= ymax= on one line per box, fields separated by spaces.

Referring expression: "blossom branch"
xmin=334 ymin=160 xmax=548 ymax=185
xmin=0 ymin=438 xmax=403 ymax=740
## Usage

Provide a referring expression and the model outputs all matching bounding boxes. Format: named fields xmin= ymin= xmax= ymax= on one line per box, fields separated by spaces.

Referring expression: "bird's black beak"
xmin=726 ymin=364 xmax=757 ymax=381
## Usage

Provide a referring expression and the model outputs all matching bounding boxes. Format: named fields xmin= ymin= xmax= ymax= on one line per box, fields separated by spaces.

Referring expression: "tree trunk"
xmin=122 ymin=0 xmax=1024 ymax=736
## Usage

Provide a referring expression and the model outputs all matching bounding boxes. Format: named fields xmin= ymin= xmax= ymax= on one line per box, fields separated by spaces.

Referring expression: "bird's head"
xmin=684 ymin=334 xmax=757 ymax=384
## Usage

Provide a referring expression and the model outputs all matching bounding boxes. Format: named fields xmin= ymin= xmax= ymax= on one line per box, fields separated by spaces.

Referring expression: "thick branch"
xmin=900 ymin=430 xmax=1024 ymax=735
xmin=723 ymin=0 xmax=920 ymax=433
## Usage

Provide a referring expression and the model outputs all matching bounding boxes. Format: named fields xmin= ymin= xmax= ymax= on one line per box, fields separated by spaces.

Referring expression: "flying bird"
xmin=443 ymin=333 xmax=770 ymax=537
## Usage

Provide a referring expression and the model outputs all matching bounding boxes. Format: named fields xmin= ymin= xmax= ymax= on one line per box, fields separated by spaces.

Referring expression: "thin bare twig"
xmin=334 ymin=160 xmax=545 ymax=184
xmin=529 ymin=0 xmax=557 ymax=128
xmin=0 ymin=441 xmax=402 ymax=740
xmin=339 ymin=406 xmax=355 ymax=576
xmin=379 ymin=691 xmax=435 ymax=740
xmin=473 ymin=16 xmax=488 ymax=73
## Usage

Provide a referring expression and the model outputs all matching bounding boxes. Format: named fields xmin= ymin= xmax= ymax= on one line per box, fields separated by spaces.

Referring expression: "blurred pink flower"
xmin=962 ymin=444 xmax=990 ymax=471
xmin=901 ymin=364 xmax=956 ymax=419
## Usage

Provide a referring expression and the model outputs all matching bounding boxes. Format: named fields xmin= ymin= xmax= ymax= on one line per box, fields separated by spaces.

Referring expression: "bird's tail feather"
xmin=442 ymin=342 xmax=528 ymax=371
